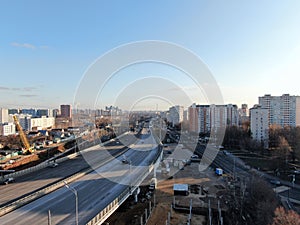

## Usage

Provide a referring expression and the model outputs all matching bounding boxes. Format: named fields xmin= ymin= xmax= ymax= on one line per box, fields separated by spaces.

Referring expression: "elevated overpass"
xmin=0 ymin=128 xmax=162 ymax=225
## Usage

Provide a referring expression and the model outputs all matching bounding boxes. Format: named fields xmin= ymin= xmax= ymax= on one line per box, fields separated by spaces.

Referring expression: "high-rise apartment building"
xmin=198 ymin=105 xmax=211 ymax=133
xmin=259 ymin=94 xmax=300 ymax=127
xmin=0 ymin=108 xmax=9 ymax=123
xmin=188 ymin=104 xmax=199 ymax=133
xmin=188 ymin=104 xmax=239 ymax=133
xmin=60 ymin=105 xmax=72 ymax=118
xmin=168 ymin=105 xmax=184 ymax=126
xmin=52 ymin=109 xmax=59 ymax=118
xmin=238 ymin=104 xmax=250 ymax=126
xmin=250 ymin=105 xmax=269 ymax=148
xmin=239 ymin=104 xmax=248 ymax=117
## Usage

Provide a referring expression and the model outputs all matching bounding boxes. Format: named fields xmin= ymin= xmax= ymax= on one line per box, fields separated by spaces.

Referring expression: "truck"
xmin=215 ymin=168 xmax=223 ymax=176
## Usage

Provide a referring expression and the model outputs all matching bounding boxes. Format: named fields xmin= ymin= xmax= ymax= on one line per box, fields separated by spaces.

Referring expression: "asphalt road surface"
xmin=0 ymin=132 xmax=137 ymax=206
xmin=0 ymin=130 xmax=160 ymax=225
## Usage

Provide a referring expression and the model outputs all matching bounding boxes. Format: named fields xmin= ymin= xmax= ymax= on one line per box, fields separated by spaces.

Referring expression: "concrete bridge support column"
xmin=134 ymin=187 xmax=140 ymax=203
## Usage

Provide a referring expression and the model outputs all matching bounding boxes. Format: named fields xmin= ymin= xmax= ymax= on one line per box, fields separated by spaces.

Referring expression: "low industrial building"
xmin=173 ymin=184 xmax=189 ymax=196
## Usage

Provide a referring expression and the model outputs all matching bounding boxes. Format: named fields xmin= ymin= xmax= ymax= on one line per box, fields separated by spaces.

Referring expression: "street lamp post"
xmin=288 ymin=174 xmax=296 ymax=203
xmin=64 ymin=181 xmax=78 ymax=225
xmin=129 ymin=160 xmax=132 ymax=193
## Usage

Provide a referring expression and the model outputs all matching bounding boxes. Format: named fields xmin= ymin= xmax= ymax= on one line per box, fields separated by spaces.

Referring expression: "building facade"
xmin=198 ymin=105 xmax=211 ymax=133
xmin=259 ymin=94 xmax=300 ymax=127
xmin=188 ymin=104 xmax=199 ymax=133
xmin=168 ymin=105 xmax=184 ymax=126
xmin=21 ymin=108 xmax=37 ymax=117
xmin=250 ymin=105 xmax=269 ymax=148
xmin=0 ymin=122 xmax=16 ymax=136
xmin=239 ymin=104 xmax=250 ymax=126
xmin=29 ymin=116 xmax=55 ymax=130
xmin=10 ymin=114 xmax=55 ymax=131
xmin=60 ymin=105 xmax=72 ymax=118
xmin=52 ymin=109 xmax=59 ymax=118
xmin=37 ymin=109 xmax=50 ymax=117
xmin=8 ymin=109 xmax=19 ymax=115
xmin=0 ymin=108 xmax=9 ymax=124
xmin=188 ymin=104 xmax=239 ymax=134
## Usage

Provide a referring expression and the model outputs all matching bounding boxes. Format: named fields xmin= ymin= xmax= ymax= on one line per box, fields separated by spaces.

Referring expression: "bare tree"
xmin=272 ymin=206 xmax=300 ymax=225
xmin=277 ymin=136 xmax=292 ymax=169
xmin=245 ymin=177 xmax=279 ymax=225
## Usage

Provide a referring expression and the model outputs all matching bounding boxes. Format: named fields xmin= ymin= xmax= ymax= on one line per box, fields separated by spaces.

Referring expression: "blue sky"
xmin=1 ymin=1 xmax=300 ymax=110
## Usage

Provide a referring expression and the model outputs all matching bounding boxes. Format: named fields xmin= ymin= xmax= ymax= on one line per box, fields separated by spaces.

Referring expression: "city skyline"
xmin=1 ymin=93 xmax=299 ymax=112
xmin=1 ymin=1 xmax=300 ymax=109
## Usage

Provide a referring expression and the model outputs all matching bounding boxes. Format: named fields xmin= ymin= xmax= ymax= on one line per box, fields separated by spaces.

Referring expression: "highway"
xmin=0 ymin=132 xmax=137 ymax=206
xmin=0 ymin=129 xmax=161 ymax=225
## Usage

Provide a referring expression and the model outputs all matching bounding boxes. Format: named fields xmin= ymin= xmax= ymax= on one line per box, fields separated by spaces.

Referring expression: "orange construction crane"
xmin=13 ymin=115 xmax=34 ymax=154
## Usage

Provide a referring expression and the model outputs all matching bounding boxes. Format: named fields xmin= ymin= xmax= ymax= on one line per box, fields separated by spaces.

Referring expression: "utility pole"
xmin=48 ymin=210 xmax=52 ymax=225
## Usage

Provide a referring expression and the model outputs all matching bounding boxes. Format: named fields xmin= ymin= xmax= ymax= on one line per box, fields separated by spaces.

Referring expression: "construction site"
xmin=0 ymin=115 xmax=113 ymax=172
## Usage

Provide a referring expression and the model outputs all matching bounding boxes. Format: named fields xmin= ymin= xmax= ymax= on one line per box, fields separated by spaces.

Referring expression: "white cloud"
xmin=11 ymin=42 xmax=36 ymax=49
xmin=11 ymin=42 xmax=50 ymax=50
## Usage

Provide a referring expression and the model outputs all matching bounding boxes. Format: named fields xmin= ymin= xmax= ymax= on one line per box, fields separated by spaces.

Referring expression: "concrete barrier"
xmin=85 ymin=147 xmax=162 ymax=225
xmin=2 ymin=132 xmax=129 ymax=181
xmin=2 ymin=147 xmax=77 ymax=180
xmin=0 ymin=165 xmax=93 ymax=217
xmin=0 ymin=133 xmax=131 ymax=217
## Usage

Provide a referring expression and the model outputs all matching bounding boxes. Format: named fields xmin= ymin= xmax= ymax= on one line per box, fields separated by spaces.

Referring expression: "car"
xmin=191 ymin=154 xmax=199 ymax=159
xmin=122 ymin=159 xmax=129 ymax=164
xmin=270 ymin=180 xmax=281 ymax=185
xmin=293 ymin=170 xmax=300 ymax=174
xmin=46 ymin=140 xmax=53 ymax=145
xmin=1 ymin=177 xmax=14 ymax=185
xmin=48 ymin=162 xmax=59 ymax=168
xmin=53 ymin=139 xmax=61 ymax=143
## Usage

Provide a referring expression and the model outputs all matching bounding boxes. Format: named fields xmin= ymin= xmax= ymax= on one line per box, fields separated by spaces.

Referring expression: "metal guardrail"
xmin=1 ymin=143 xmax=80 ymax=180
xmin=0 ymin=165 xmax=93 ymax=217
xmin=0 ymin=131 xmax=160 ymax=222
xmin=1 ymin=131 xmax=129 ymax=180
xmin=0 ymin=133 xmax=131 ymax=217
xmin=85 ymin=147 xmax=163 ymax=225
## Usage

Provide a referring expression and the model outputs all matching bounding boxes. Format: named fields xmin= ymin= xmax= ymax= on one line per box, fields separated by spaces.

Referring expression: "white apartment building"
xmin=0 ymin=108 xmax=9 ymax=124
xmin=168 ymin=105 xmax=184 ymax=126
xmin=259 ymin=94 xmax=300 ymax=127
xmin=250 ymin=105 xmax=269 ymax=148
xmin=9 ymin=114 xmax=55 ymax=131
xmin=29 ymin=116 xmax=55 ymax=130
xmin=0 ymin=122 xmax=16 ymax=136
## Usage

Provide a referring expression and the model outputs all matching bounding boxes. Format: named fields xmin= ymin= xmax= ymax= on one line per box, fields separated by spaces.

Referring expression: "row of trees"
xmin=221 ymin=124 xmax=262 ymax=151
xmin=269 ymin=125 xmax=300 ymax=163
xmin=221 ymin=124 xmax=300 ymax=163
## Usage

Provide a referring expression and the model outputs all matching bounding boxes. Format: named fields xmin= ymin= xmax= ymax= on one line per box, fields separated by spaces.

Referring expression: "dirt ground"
xmin=106 ymin=145 xmax=226 ymax=225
